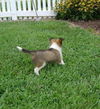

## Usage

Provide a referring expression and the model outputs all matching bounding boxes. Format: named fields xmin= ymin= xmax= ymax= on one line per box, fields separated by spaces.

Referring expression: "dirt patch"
xmin=70 ymin=20 xmax=100 ymax=34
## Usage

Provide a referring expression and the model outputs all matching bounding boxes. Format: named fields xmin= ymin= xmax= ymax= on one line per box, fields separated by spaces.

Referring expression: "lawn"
xmin=0 ymin=21 xmax=99 ymax=109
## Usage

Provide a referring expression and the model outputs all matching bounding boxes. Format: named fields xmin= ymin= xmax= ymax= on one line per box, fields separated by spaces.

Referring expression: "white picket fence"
xmin=0 ymin=0 xmax=60 ymax=21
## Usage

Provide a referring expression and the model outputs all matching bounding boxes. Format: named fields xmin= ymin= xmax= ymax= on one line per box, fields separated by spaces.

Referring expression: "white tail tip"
xmin=16 ymin=46 xmax=22 ymax=51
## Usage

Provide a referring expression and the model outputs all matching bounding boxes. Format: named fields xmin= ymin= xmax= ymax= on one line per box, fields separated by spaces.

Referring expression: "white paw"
xmin=35 ymin=72 xmax=39 ymax=76
xmin=34 ymin=68 xmax=39 ymax=76
xmin=62 ymin=62 xmax=65 ymax=65
xmin=59 ymin=61 xmax=65 ymax=65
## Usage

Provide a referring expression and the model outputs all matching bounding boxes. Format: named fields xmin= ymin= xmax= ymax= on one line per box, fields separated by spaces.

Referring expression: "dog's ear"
xmin=59 ymin=38 xmax=64 ymax=41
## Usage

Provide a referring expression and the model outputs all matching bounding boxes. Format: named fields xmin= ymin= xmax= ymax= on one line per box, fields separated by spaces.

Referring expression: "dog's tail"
xmin=16 ymin=46 xmax=34 ymax=54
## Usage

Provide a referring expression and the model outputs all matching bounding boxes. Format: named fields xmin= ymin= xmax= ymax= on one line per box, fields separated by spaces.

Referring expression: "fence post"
xmin=10 ymin=0 xmax=17 ymax=20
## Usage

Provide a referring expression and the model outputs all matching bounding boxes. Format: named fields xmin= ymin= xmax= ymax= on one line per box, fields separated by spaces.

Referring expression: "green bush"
xmin=55 ymin=0 xmax=100 ymax=21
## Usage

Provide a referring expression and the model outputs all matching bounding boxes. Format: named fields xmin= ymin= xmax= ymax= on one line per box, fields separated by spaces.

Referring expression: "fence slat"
xmin=22 ymin=0 xmax=26 ymax=11
xmin=47 ymin=0 xmax=51 ymax=11
xmin=33 ymin=0 xmax=36 ymax=11
xmin=53 ymin=0 xmax=56 ymax=8
xmin=43 ymin=0 xmax=46 ymax=11
xmin=10 ymin=0 xmax=17 ymax=20
xmin=27 ymin=0 xmax=31 ymax=11
xmin=0 ymin=1 xmax=2 ymax=12
xmin=2 ymin=0 xmax=6 ymax=12
xmin=6 ymin=0 xmax=10 ymax=12
xmin=17 ymin=0 xmax=21 ymax=11
xmin=37 ymin=0 xmax=41 ymax=11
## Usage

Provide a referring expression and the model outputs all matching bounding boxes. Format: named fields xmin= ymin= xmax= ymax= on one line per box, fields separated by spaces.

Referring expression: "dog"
xmin=17 ymin=38 xmax=65 ymax=75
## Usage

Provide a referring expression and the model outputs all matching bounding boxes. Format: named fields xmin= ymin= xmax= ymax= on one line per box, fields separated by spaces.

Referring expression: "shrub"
xmin=55 ymin=0 xmax=100 ymax=21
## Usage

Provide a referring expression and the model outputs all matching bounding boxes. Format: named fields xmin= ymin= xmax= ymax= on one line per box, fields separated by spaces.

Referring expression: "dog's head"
xmin=49 ymin=38 xmax=64 ymax=47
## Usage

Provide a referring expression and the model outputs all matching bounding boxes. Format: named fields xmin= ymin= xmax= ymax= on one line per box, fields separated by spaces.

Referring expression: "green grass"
xmin=0 ymin=21 xmax=100 ymax=109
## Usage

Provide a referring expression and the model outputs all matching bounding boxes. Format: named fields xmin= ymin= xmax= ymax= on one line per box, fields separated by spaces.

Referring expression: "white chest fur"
xmin=50 ymin=43 xmax=65 ymax=65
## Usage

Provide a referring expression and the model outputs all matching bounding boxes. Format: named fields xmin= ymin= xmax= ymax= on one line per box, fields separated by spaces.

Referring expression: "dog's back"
xmin=32 ymin=48 xmax=61 ymax=63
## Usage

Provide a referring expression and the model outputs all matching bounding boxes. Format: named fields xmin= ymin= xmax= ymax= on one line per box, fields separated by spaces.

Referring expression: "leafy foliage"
xmin=55 ymin=0 xmax=100 ymax=21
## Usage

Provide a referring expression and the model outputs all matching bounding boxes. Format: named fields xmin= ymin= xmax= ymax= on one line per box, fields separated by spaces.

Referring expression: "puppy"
xmin=17 ymin=38 xmax=65 ymax=75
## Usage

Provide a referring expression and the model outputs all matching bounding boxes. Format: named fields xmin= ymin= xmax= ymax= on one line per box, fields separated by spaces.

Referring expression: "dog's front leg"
xmin=59 ymin=52 xmax=65 ymax=65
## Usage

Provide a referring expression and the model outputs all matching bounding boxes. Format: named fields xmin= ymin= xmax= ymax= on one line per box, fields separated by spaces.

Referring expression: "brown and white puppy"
xmin=17 ymin=38 xmax=65 ymax=75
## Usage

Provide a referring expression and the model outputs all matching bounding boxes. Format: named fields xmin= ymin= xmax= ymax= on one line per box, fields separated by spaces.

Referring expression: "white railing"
xmin=0 ymin=0 xmax=60 ymax=21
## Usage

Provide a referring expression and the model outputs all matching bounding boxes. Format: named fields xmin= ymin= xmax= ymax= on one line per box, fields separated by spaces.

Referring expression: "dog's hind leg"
xmin=34 ymin=62 xmax=46 ymax=75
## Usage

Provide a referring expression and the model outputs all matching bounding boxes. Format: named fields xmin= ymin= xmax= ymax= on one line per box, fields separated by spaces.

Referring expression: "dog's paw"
xmin=62 ymin=62 xmax=65 ymax=65
xmin=59 ymin=61 xmax=65 ymax=65
xmin=35 ymin=72 xmax=39 ymax=76
xmin=34 ymin=68 xmax=39 ymax=76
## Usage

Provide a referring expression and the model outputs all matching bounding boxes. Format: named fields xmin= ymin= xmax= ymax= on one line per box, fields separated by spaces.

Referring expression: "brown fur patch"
xmin=31 ymin=48 xmax=61 ymax=67
xmin=49 ymin=38 xmax=64 ymax=47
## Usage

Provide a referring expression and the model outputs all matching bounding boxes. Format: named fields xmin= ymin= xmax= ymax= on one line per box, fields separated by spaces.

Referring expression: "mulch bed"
xmin=71 ymin=20 xmax=100 ymax=34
